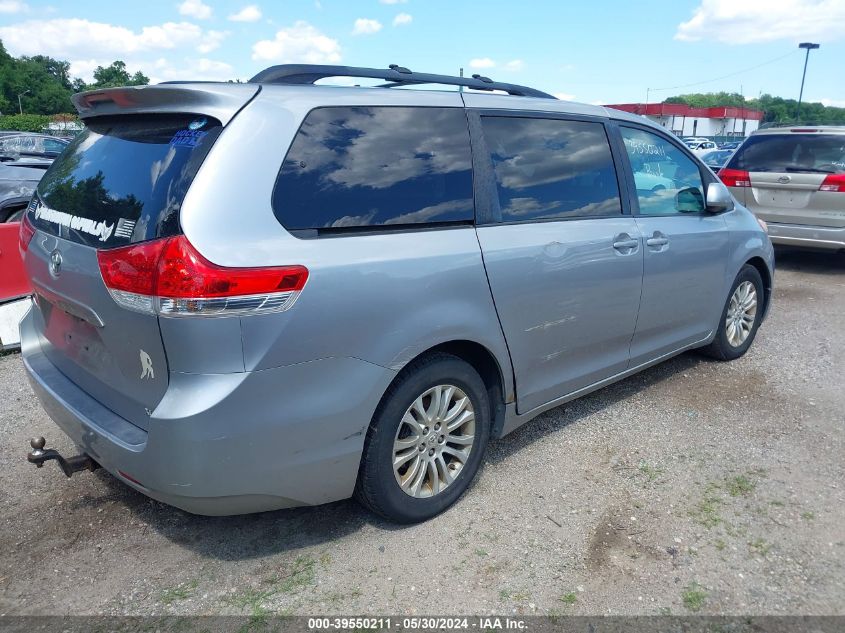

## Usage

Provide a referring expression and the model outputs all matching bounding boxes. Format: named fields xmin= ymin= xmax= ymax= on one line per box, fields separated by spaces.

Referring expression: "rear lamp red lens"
xmin=97 ymin=235 xmax=308 ymax=315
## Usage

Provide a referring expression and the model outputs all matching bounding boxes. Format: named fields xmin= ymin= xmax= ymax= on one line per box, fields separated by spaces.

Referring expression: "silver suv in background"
xmin=719 ymin=126 xmax=845 ymax=251
xmin=20 ymin=65 xmax=773 ymax=523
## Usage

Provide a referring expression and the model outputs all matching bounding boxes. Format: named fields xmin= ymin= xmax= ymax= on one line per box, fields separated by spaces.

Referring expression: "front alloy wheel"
xmin=725 ymin=280 xmax=758 ymax=347
xmin=701 ymin=264 xmax=764 ymax=361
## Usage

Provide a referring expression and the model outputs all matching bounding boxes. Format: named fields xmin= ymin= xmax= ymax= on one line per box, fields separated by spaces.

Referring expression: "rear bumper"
xmin=766 ymin=222 xmax=845 ymax=251
xmin=20 ymin=308 xmax=396 ymax=515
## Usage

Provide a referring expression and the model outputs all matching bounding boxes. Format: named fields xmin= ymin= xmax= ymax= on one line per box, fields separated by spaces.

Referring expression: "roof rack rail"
xmin=248 ymin=64 xmax=556 ymax=99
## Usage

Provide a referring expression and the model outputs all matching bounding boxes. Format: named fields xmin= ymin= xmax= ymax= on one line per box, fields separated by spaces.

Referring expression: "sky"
xmin=0 ymin=0 xmax=844 ymax=107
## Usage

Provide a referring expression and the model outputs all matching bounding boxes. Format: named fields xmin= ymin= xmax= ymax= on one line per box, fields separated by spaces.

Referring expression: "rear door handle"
xmin=646 ymin=232 xmax=669 ymax=249
xmin=612 ymin=233 xmax=639 ymax=253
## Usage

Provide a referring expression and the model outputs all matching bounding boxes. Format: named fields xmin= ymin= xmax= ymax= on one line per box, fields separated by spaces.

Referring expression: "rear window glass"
xmin=273 ymin=106 xmax=474 ymax=234
xmin=32 ymin=114 xmax=222 ymax=248
xmin=481 ymin=116 xmax=622 ymax=222
xmin=728 ymin=134 xmax=845 ymax=174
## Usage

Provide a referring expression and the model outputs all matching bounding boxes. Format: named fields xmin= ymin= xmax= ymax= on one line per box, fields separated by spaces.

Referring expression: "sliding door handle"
xmin=612 ymin=233 xmax=639 ymax=253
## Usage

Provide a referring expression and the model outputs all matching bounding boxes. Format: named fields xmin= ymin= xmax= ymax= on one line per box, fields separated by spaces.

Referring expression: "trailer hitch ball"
xmin=29 ymin=435 xmax=47 ymax=460
xmin=26 ymin=436 xmax=99 ymax=477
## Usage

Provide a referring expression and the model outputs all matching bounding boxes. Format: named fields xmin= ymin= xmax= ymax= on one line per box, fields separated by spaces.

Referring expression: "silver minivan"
xmin=20 ymin=65 xmax=774 ymax=523
xmin=719 ymin=126 xmax=845 ymax=251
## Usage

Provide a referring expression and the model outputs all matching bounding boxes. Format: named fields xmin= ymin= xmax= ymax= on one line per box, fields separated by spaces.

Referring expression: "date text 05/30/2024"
xmin=308 ymin=617 xmax=528 ymax=630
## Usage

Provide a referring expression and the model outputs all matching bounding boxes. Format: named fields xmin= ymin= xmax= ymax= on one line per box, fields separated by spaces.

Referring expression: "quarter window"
xmin=481 ymin=116 xmax=622 ymax=222
xmin=273 ymin=106 xmax=474 ymax=233
xmin=621 ymin=127 xmax=706 ymax=216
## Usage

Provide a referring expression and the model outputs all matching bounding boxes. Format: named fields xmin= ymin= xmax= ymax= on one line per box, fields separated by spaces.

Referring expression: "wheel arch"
xmin=745 ymin=256 xmax=772 ymax=319
xmin=379 ymin=339 xmax=509 ymax=439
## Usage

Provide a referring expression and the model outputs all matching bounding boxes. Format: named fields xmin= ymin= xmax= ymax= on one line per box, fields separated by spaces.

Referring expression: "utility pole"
xmin=17 ymin=90 xmax=30 ymax=115
xmin=797 ymin=42 xmax=820 ymax=120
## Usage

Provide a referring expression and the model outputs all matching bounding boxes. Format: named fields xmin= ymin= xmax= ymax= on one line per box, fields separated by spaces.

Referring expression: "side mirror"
xmin=675 ymin=187 xmax=705 ymax=213
xmin=706 ymin=182 xmax=735 ymax=213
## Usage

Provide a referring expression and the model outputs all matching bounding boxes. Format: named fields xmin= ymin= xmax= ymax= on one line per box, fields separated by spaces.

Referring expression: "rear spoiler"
xmin=72 ymin=83 xmax=261 ymax=126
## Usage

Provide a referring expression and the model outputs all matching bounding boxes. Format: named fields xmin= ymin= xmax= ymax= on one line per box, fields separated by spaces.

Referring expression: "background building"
xmin=604 ymin=103 xmax=764 ymax=141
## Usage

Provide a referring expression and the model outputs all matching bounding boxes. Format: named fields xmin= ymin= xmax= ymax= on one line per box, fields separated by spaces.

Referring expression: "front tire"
xmin=354 ymin=353 xmax=490 ymax=523
xmin=701 ymin=264 xmax=764 ymax=361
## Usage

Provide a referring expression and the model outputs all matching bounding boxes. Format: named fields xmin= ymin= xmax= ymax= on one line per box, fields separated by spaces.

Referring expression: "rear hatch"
xmin=22 ymin=107 xmax=233 ymax=430
xmin=725 ymin=132 xmax=845 ymax=227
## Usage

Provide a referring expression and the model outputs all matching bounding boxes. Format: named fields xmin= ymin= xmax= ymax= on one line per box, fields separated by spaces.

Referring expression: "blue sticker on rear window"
xmin=170 ymin=129 xmax=207 ymax=148
xmin=188 ymin=117 xmax=207 ymax=130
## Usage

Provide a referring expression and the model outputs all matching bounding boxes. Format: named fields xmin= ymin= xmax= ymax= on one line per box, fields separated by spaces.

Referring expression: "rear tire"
xmin=700 ymin=264 xmax=764 ymax=361
xmin=354 ymin=352 xmax=490 ymax=523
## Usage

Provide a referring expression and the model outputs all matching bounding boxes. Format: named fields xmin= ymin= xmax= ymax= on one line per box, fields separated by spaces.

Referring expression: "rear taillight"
xmin=97 ymin=235 xmax=308 ymax=317
xmin=819 ymin=173 xmax=845 ymax=193
xmin=19 ymin=213 xmax=36 ymax=254
xmin=718 ymin=168 xmax=751 ymax=188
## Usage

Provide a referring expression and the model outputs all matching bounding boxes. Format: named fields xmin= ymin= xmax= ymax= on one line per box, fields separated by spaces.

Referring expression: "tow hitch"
xmin=27 ymin=437 xmax=100 ymax=478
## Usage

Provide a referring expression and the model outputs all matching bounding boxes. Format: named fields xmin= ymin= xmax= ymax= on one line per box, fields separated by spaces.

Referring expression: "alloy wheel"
xmin=725 ymin=281 xmax=757 ymax=347
xmin=392 ymin=385 xmax=476 ymax=498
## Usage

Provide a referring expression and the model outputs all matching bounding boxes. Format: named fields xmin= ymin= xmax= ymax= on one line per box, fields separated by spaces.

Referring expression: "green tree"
xmin=665 ymin=92 xmax=746 ymax=108
xmin=0 ymin=113 xmax=52 ymax=132
xmin=0 ymin=41 xmax=74 ymax=114
xmin=662 ymin=91 xmax=845 ymax=126
xmin=86 ymin=61 xmax=149 ymax=90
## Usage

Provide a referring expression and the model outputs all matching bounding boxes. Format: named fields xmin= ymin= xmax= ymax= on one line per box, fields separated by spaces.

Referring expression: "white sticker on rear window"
xmin=35 ymin=202 xmax=117 ymax=242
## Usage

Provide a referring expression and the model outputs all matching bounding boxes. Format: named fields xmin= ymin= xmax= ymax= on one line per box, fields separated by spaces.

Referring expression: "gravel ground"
xmin=1 ymin=247 xmax=843 ymax=617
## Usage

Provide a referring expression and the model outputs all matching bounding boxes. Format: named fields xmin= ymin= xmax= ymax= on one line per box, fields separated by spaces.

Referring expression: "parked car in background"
xmin=20 ymin=65 xmax=773 ymax=523
xmin=719 ymin=126 xmax=845 ymax=251
xmin=682 ymin=136 xmax=709 ymax=145
xmin=686 ymin=139 xmax=717 ymax=154
xmin=0 ymin=154 xmax=51 ymax=222
xmin=700 ymin=148 xmax=735 ymax=169
xmin=719 ymin=141 xmax=741 ymax=150
xmin=0 ymin=134 xmax=70 ymax=159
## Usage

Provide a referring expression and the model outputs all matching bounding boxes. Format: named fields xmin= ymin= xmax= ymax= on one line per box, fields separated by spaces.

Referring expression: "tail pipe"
xmin=27 ymin=437 xmax=100 ymax=477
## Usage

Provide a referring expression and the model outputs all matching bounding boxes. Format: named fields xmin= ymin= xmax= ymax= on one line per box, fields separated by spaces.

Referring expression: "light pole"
xmin=797 ymin=42 xmax=819 ymax=120
xmin=17 ymin=90 xmax=30 ymax=115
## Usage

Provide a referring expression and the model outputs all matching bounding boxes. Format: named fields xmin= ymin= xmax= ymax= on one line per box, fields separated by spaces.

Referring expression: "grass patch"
xmin=324 ymin=587 xmax=362 ymax=605
xmin=801 ymin=511 xmax=815 ymax=521
xmin=690 ymin=484 xmax=724 ymax=528
xmin=474 ymin=548 xmax=488 ymax=557
xmin=499 ymin=589 xmax=530 ymax=603
xmin=727 ymin=475 xmax=756 ymax=497
xmin=637 ymin=461 xmax=665 ymax=482
xmin=160 ymin=579 xmax=199 ymax=606
xmin=681 ymin=583 xmax=707 ymax=612
xmin=559 ymin=592 xmax=577 ymax=606
xmin=273 ymin=556 xmax=316 ymax=594
xmin=225 ymin=555 xmax=317 ymax=616
xmin=714 ymin=539 xmax=726 ymax=551
xmin=225 ymin=587 xmax=274 ymax=618
xmin=748 ymin=538 xmax=771 ymax=556
xmin=690 ymin=471 xmax=766 ymax=529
